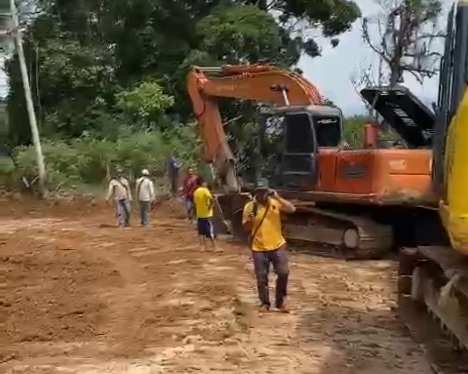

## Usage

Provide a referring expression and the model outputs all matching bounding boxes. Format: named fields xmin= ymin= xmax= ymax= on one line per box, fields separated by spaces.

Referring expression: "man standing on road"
xmin=242 ymin=180 xmax=296 ymax=313
xmin=182 ymin=167 xmax=197 ymax=221
xmin=106 ymin=168 xmax=132 ymax=228
xmin=193 ymin=177 xmax=218 ymax=251
xmin=168 ymin=150 xmax=181 ymax=197
xmin=136 ymin=169 xmax=155 ymax=227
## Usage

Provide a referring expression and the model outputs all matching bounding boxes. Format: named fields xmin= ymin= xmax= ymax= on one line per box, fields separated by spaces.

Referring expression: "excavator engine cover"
xmin=360 ymin=86 xmax=435 ymax=149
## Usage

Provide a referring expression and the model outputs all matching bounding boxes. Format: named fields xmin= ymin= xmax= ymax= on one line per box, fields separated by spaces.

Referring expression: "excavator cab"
xmin=259 ymin=105 xmax=343 ymax=190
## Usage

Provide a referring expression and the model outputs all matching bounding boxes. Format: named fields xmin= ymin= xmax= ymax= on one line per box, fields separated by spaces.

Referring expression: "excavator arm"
xmin=186 ymin=62 xmax=324 ymax=191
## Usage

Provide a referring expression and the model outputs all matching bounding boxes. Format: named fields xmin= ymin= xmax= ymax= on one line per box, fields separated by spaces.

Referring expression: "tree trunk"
xmin=389 ymin=65 xmax=401 ymax=86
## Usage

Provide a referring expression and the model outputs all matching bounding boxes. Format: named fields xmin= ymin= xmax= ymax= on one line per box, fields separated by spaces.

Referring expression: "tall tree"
xmin=5 ymin=0 xmax=362 ymax=145
xmin=362 ymin=0 xmax=444 ymax=86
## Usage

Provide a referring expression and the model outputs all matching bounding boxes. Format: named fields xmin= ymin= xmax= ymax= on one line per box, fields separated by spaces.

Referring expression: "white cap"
xmin=142 ymin=169 xmax=149 ymax=176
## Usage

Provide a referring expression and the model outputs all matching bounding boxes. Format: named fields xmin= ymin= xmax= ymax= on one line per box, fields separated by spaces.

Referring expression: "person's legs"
xmin=115 ymin=200 xmax=125 ymax=227
xmin=123 ymin=200 xmax=131 ymax=227
xmin=188 ymin=196 xmax=195 ymax=220
xmin=198 ymin=235 xmax=206 ymax=250
xmin=170 ymin=173 xmax=179 ymax=196
xmin=139 ymin=201 xmax=144 ymax=225
xmin=185 ymin=196 xmax=194 ymax=220
xmin=205 ymin=218 xmax=218 ymax=250
xmin=140 ymin=201 xmax=150 ymax=226
xmin=270 ymin=246 xmax=290 ymax=311
xmin=197 ymin=219 xmax=207 ymax=250
xmin=252 ymin=251 xmax=271 ymax=309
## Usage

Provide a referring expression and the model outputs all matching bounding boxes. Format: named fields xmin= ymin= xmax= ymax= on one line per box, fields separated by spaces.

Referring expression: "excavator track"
xmin=398 ymin=246 xmax=468 ymax=352
xmin=283 ymin=206 xmax=393 ymax=260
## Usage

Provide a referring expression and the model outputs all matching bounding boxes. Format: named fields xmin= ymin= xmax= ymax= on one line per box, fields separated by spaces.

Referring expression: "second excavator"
xmin=186 ymin=58 xmax=440 ymax=259
xmin=397 ymin=0 xmax=468 ymax=350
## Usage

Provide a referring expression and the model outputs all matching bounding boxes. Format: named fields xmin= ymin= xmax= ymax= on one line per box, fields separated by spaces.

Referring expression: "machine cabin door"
xmin=280 ymin=112 xmax=318 ymax=190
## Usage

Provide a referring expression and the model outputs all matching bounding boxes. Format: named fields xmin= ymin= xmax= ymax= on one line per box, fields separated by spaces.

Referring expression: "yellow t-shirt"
xmin=194 ymin=186 xmax=214 ymax=219
xmin=242 ymin=198 xmax=285 ymax=252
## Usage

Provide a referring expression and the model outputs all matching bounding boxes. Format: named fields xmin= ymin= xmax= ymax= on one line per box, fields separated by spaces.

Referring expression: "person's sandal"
xmin=276 ymin=304 xmax=290 ymax=314
xmin=259 ymin=304 xmax=270 ymax=313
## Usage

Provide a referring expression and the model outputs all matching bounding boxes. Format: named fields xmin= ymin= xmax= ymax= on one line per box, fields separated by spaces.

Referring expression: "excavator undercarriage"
xmin=280 ymin=205 xmax=393 ymax=259
xmin=398 ymin=246 xmax=468 ymax=350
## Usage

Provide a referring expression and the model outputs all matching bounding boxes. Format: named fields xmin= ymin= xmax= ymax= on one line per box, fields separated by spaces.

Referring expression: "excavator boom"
xmin=186 ymin=63 xmax=324 ymax=191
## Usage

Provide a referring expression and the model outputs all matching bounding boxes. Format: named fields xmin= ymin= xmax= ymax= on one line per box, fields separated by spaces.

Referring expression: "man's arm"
xmin=242 ymin=202 xmax=255 ymax=233
xmin=106 ymin=180 xmax=114 ymax=201
xmin=271 ymin=190 xmax=296 ymax=213
xmin=149 ymin=180 xmax=155 ymax=202
xmin=206 ymin=190 xmax=214 ymax=210
xmin=125 ymin=179 xmax=133 ymax=201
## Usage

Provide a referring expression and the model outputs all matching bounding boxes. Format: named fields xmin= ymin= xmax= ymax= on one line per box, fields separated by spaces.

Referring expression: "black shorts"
xmin=197 ymin=217 xmax=215 ymax=239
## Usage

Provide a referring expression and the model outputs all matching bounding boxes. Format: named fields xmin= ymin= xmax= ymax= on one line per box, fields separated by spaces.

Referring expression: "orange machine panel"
xmin=371 ymin=149 xmax=433 ymax=203
xmin=316 ymin=148 xmax=338 ymax=191
xmin=332 ymin=150 xmax=375 ymax=194
xmin=307 ymin=148 xmax=433 ymax=206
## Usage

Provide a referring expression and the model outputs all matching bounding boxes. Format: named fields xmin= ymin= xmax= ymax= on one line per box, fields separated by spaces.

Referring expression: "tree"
xmin=116 ymin=80 xmax=175 ymax=127
xmin=5 ymin=0 xmax=363 ymax=146
xmin=245 ymin=0 xmax=361 ymax=57
xmin=362 ymin=0 xmax=444 ymax=86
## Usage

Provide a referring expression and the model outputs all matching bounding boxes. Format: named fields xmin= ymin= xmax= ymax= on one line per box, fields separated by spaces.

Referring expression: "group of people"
xmin=107 ymin=160 xmax=297 ymax=314
xmin=105 ymin=165 xmax=218 ymax=251
xmin=106 ymin=168 xmax=156 ymax=227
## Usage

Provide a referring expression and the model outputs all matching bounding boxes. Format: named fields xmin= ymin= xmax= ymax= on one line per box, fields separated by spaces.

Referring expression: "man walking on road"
xmin=193 ymin=177 xmax=218 ymax=251
xmin=242 ymin=180 xmax=296 ymax=313
xmin=168 ymin=150 xmax=181 ymax=197
xmin=136 ymin=169 xmax=155 ymax=226
xmin=106 ymin=168 xmax=132 ymax=228
xmin=182 ymin=167 xmax=197 ymax=221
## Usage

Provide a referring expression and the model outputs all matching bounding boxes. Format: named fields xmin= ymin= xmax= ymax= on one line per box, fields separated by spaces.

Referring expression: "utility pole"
xmin=9 ymin=0 xmax=47 ymax=197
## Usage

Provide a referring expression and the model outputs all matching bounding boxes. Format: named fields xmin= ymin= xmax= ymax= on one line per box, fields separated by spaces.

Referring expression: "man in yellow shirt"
xmin=193 ymin=177 xmax=218 ymax=251
xmin=242 ymin=180 xmax=296 ymax=313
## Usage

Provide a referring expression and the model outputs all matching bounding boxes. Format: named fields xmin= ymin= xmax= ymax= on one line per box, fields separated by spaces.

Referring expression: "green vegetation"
xmin=0 ymin=0 xmax=409 ymax=193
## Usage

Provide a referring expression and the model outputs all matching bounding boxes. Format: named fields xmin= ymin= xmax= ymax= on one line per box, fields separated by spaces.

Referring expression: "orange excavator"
xmin=186 ymin=63 xmax=441 ymax=259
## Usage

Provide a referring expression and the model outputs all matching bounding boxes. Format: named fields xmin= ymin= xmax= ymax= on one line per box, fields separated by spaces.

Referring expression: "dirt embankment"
xmin=0 ymin=198 xmax=438 ymax=373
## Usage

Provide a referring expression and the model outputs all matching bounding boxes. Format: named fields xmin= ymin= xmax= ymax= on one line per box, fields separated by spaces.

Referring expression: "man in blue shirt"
xmin=168 ymin=150 xmax=181 ymax=196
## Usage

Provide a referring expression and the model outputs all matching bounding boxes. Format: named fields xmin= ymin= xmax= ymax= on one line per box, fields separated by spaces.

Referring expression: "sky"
xmin=298 ymin=0 xmax=449 ymax=116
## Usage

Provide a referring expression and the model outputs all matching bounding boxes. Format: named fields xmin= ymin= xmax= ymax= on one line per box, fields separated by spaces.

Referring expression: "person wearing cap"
xmin=136 ymin=169 xmax=155 ymax=226
xmin=106 ymin=168 xmax=132 ymax=227
xmin=193 ymin=176 xmax=218 ymax=251
xmin=242 ymin=179 xmax=296 ymax=313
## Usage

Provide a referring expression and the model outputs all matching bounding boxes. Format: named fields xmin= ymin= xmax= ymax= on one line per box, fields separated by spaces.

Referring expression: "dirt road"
xmin=0 ymin=197 xmax=433 ymax=373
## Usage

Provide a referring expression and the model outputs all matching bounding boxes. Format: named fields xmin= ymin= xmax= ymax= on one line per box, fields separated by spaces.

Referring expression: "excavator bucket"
xmin=213 ymin=192 xmax=252 ymax=242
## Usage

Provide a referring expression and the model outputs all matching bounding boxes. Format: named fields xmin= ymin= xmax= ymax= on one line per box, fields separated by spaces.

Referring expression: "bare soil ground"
xmin=0 ymin=195 xmax=437 ymax=373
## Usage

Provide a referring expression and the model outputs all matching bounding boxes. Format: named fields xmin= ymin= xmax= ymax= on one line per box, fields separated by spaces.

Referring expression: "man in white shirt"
xmin=106 ymin=168 xmax=132 ymax=227
xmin=136 ymin=169 xmax=155 ymax=226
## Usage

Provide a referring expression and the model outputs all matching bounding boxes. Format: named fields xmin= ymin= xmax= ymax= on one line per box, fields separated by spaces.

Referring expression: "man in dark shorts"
xmin=193 ymin=177 xmax=218 ymax=251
